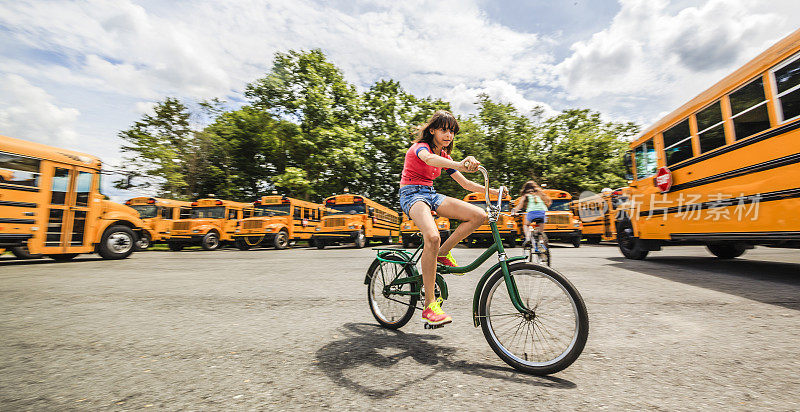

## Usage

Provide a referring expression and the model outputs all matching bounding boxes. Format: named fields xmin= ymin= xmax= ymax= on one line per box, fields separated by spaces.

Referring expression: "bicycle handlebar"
xmin=476 ymin=166 xmax=507 ymax=212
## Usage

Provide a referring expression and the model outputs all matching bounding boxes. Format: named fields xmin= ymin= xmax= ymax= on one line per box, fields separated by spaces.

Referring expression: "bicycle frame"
xmin=369 ymin=168 xmax=532 ymax=327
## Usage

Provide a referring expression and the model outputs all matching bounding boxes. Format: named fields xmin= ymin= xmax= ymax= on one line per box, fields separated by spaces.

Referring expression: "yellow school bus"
xmin=233 ymin=195 xmax=327 ymax=250
xmin=617 ymin=29 xmax=800 ymax=260
xmin=399 ymin=211 xmax=451 ymax=248
xmin=0 ymin=135 xmax=145 ymax=261
xmin=166 ymin=198 xmax=253 ymax=251
xmin=125 ymin=197 xmax=192 ymax=250
xmin=312 ymin=194 xmax=399 ymax=249
xmin=514 ymin=189 xmax=583 ymax=247
xmin=463 ymin=192 xmax=518 ymax=247
xmin=570 ymin=189 xmax=626 ymax=244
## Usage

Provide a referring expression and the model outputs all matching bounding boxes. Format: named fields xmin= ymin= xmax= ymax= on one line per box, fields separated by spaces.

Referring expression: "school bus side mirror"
xmin=368 ymin=207 xmax=375 ymax=216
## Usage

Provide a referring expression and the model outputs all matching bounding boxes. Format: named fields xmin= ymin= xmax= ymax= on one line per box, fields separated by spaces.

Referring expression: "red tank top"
xmin=400 ymin=142 xmax=456 ymax=186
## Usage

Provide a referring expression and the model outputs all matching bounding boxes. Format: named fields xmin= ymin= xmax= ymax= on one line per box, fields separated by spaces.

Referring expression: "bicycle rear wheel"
xmin=478 ymin=262 xmax=588 ymax=375
xmin=366 ymin=253 xmax=418 ymax=329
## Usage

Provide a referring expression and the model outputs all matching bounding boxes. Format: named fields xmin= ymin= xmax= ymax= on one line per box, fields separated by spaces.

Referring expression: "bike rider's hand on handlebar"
xmin=459 ymin=156 xmax=480 ymax=173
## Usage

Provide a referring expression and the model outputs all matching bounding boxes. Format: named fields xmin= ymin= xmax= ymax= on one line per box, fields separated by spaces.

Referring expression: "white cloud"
xmin=555 ymin=0 xmax=798 ymax=124
xmin=0 ymin=74 xmax=80 ymax=145
xmin=446 ymin=80 xmax=558 ymax=118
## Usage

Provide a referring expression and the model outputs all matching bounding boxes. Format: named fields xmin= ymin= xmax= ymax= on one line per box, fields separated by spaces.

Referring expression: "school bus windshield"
xmin=328 ymin=204 xmax=366 ymax=215
xmin=192 ymin=206 xmax=225 ymax=219
xmin=468 ymin=200 xmax=511 ymax=212
xmin=130 ymin=204 xmax=158 ymax=219
xmin=255 ymin=204 xmax=290 ymax=216
xmin=549 ymin=199 xmax=571 ymax=211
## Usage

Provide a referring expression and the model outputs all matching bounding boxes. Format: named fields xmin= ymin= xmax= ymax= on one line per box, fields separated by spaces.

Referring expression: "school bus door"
xmin=38 ymin=163 xmax=97 ymax=255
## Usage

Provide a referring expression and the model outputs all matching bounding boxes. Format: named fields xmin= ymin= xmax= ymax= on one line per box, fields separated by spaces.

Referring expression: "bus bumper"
xmin=545 ymin=229 xmax=582 ymax=241
xmin=312 ymin=231 xmax=360 ymax=243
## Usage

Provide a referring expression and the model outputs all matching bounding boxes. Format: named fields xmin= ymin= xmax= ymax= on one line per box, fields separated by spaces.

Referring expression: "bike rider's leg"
xmin=522 ymin=217 xmax=532 ymax=244
xmin=408 ymin=201 xmax=440 ymax=307
xmin=435 ymin=196 xmax=488 ymax=256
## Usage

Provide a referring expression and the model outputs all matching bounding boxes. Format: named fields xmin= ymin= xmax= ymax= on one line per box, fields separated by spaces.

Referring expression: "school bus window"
xmin=161 ymin=207 xmax=173 ymax=219
xmin=243 ymin=209 xmax=252 ymax=218
xmin=255 ymin=204 xmax=290 ymax=216
xmin=227 ymin=209 xmax=238 ymax=220
xmin=662 ymin=119 xmax=693 ymax=166
xmin=696 ymin=100 xmax=726 ymax=153
xmin=0 ymin=152 xmax=40 ymax=187
xmin=329 ymin=203 xmax=366 ymax=214
xmin=729 ymin=77 xmax=770 ymax=139
xmin=293 ymin=206 xmax=301 ymax=219
xmin=772 ymin=53 xmax=800 ymax=122
xmin=549 ymin=199 xmax=571 ymax=211
xmin=132 ymin=204 xmax=158 ymax=218
xmin=51 ymin=168 xmax=70 ymax=205
xmin=179 ymin=207 xmax=192 ymax=219
xmin=192 ymin=206 xmax=225 ymax=219
xmin=634 ymin=139 xmax=657 ymax=179
xmin=75 ymin=171 xmax=92 ymax=206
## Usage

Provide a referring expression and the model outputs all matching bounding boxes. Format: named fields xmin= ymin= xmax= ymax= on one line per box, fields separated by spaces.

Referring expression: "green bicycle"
xmin=365 ymin=167 xmax=589 ymax=375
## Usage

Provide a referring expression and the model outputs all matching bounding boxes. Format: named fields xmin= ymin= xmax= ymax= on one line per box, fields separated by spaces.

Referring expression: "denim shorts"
xmin=399 ymin=185 xmax=446 ymax=216
xmin=526 ymin=210 xmax=546 ymax=224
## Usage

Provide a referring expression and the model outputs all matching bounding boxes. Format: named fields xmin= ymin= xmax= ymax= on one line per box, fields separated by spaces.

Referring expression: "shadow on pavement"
xmin=0 ymin=256 xmax=104 ymax=267
xmin=607 ymin=256 xmax=800 ymax=310
xmin=315 ymin=323 xmax=576 ymax=397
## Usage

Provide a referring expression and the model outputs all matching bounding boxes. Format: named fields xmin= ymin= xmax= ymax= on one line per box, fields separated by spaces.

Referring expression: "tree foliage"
xmin=116 ymin=49 xmax=639 ymax=207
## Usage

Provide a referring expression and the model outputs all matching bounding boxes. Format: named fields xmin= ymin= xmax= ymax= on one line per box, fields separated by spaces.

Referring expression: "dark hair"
xmin=414 ymin=110 xmax=459 ymax=155
xmin=519 ymin=180 xmax=540 ymax=196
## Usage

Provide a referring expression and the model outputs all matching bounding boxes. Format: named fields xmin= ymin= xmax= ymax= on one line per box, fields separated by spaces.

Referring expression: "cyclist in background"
xmin=512 ymin=180 xmax=552 ymax=248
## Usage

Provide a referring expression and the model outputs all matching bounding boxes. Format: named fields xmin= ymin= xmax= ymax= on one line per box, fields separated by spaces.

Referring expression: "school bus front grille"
xmin=243 ymin=220 xmax=263 ymax=230
xmin=324 ymin=218 xmax=346 ymax=227
xmin=548 ymin=215 xmax=570 ymax=225
xmin=172 ymin=221 xmax=192 ymax=231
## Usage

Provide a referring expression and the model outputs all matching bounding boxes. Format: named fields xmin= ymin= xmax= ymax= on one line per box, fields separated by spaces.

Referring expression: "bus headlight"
xmin=315 ymin=227 xmax=321 ymax=231
xmin=506 ymin=222 xmax=514 ymax=228
xmin=438 ymin=223 xmax=446 ymax=229
xmin=192 ymin=229 xmax=200 ymax=233
xmin=404 ymin=224 xmax=412 ymax=229
xmin=348 ymin=225 xmax=356 ymax=229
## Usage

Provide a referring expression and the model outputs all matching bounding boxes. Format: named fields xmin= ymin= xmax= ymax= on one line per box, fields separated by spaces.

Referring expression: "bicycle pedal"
xmin=423 ymin=323 xmax=446 ymax=329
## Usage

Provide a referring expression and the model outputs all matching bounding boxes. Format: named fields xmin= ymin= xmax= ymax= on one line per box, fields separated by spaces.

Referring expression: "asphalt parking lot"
xmin=1 ymin=242 xmax=799 ymax=410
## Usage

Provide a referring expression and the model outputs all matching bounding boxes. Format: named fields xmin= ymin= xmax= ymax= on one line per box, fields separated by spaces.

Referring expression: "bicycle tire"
xmin=366 ymin=252 xmax=418 ymax=329
xmin=478 ymin=262 xmax=588 ymax=375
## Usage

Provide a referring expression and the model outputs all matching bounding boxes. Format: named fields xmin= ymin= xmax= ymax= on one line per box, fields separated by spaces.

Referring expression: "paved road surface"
xmin=1 ymin=243 xmax=798 ymax=410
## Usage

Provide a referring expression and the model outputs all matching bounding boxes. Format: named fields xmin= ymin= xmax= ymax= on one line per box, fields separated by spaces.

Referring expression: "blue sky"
xmin=0 ymin=0 xmax=798 ymax=201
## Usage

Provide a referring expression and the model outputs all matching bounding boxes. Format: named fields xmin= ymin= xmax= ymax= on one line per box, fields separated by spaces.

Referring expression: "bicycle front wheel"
xmin=366 ymin=253 xmax=418 ymax=329
xmin=478 ymin=262 xmax=588 ymax=375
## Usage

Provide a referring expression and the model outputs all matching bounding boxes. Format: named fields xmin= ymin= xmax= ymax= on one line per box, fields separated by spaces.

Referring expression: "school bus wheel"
xmin=135 ymin=231 xmax=152 ymax=251
xmin=316 ymin=238 xmax=326 ymax=249
xmin=10 ymin=245 xmax=42 ymax=260
xmin=168 ymin=242 xmax=184 ymax=252
xmin=201 ymin=231 xmax=221 ymax=251
xmin=273 ymin=230 xmax=289 ymax=250
xmin=706 ymin=244 xmax=747 ymax=259
xmin=48 ymin=253 xmax=78 ymax=262
xmin=572 ymin=236 xmax=581 ymax=248
xmin=98 ymin=225 xmax=136 ymax=260
xmin=616 ymin=221 xmax=648 ymax=260
xmin=235 ymin=238 xmax=252 ymax=251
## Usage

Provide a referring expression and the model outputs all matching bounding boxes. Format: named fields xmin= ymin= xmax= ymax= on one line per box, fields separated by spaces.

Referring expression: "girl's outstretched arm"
xmin=450 ymin=171 xmax=500 ymax=196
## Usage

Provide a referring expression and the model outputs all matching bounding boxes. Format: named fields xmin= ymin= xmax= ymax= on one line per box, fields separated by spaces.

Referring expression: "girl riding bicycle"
xmin=399 ymin=110 xmax=498 ymax=327
xmin=511 ymin=181 xmax=552 ymax=248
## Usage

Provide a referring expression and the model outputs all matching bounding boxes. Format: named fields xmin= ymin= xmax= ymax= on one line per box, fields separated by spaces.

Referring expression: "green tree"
xmin=360 ymin=79 xmax=451 ymax=206
xmin=244 ymin=49 xmax=368 ymax=200
xmin=541 ymin=109 xmax=639 ymax=194
xmin=115 ymin=98 xmax=193 ymax=199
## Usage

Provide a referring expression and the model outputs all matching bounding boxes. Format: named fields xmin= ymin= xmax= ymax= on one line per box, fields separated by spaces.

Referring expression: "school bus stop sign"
xmin=655 ymin=167 xmax=672 ymax=192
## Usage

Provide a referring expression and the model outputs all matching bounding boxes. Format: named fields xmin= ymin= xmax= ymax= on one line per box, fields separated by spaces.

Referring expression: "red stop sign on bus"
xmin=655 ymin=167 xmax=672 ymax=192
